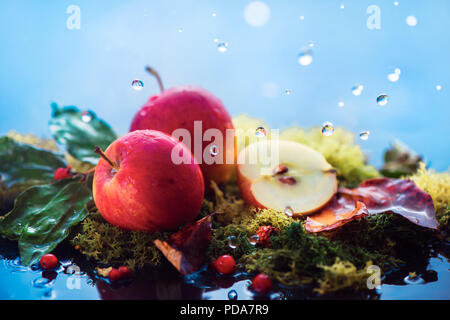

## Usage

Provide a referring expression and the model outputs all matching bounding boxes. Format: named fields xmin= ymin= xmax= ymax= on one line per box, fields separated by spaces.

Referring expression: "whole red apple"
xmin=129 ymin=67 xmax=235 ymax=187
xmin=93 ymin=130 xmax=204 ymax=232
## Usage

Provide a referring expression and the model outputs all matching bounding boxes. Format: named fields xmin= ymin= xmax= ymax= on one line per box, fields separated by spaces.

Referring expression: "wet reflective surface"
xmin=0 ymin=238 xmax=449 ymax=300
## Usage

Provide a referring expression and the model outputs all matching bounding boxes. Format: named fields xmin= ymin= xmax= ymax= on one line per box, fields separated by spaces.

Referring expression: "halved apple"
xmin=237 ymin=139 xmax=337 ymax=217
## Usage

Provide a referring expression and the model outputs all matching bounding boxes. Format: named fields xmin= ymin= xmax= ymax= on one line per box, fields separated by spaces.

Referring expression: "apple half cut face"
xmin=237 ymin=140 xmax=337 ymax=217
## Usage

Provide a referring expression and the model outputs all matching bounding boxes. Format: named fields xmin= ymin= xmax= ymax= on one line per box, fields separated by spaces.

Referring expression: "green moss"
xmin=207 ymin=224 xmax=255 ymax=262
xmin=280 ymin=126 xmax=379 ymax=186
xmin=70 ymin=212 xmax=170 ymax=270
xmin=239 ymin=222 xmax=400 ymax=287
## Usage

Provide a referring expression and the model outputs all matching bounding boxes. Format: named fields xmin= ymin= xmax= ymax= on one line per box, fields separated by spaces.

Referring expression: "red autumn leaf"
xmin=305 ymin=178 xmax=439 ymax=233
xmin=154 ymin=214 xmax=213 ymax=275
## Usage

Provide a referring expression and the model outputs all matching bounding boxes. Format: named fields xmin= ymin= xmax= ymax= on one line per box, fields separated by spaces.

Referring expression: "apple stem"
xmin=145 ymin=66 xmax=165 ymax=93
xmin=94 ymin=146 xmax=119 ymax=171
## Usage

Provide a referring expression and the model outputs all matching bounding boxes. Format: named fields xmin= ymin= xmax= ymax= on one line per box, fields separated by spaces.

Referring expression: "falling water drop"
xmin=359 ymin=131 xmax=370 ymax=141
xmin=436 ymin=85 xmax=442 ymax=91
xmin=406 ymin=16 xmax=418 ymax=27
xmin=297 ymin=48 xmax=313 ymax=66
xmin=255 ymin=127 xmax=267 ymax=138
xmin=338 ymin=101 xmax=344 ymax=108
xmin=387 ymin=72 xmax=400 ymax=82
xmin=217 ymin=42 xmax=228 ymax=53
xmin=131 ymin=79 xmax=144 ymax=91
xmin=351 ymin=84 xmax=364 ymax=96
xmin=376 ymin=94 xmax=388 ymax=106
xmin=321 ymin=122 xmax=335 ymax=136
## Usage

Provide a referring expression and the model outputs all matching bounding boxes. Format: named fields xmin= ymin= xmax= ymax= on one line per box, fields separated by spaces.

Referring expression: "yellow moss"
xmin=315 ymin=258 xmax=373 ymax=295
xmin=71 ymin=212 xmax=168 ymax=270
xmin=281 ymin=126 xmax=379 ymax=186
xmin=409 ymin=163 xmax=450 ymax=217
xmin=240 ymin=208 xmax=294 ymax=234
xmin=7 ymin=130 xmax=59 ymax=152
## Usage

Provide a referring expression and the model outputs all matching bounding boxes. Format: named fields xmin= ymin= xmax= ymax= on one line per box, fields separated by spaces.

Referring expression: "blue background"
xmin=0 ymin=0 xmax=448 ymax=170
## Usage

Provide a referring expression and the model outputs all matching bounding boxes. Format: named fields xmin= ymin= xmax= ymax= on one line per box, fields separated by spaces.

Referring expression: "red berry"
xmin=252 ymin=273 xmax=272 ymax=294
xmin=54 ymin=166 xmax=72 ymax=180
xmin=256 ymin=226 xmax=279 ymax=247
xmin=215 ymin=255 xmax=236 ymax=275
xmin=118 ymin=266 xmax=133 ymax=279
xmin=108 ymin=268 xmax=122 ymax=282
xmin=39 ymin=254 xmax=58 ymax=269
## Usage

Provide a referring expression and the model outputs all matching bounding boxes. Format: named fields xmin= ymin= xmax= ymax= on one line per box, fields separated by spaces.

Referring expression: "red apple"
xmin=237 ymin=139 xmax=337 ymax=216
xmin=93 ymin=130 xmax=204 ymax=232
xmin=129 ymin=67 xmax=235 ymax=187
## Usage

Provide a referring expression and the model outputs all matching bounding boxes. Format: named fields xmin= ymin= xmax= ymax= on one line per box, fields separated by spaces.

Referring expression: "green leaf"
xmin=0 ymin=137 xmax=66 ymax=187
xmin=0 ymin=180 xmax=92 ymax=265
xmin=49 ymin=103 xmax=118 ymax=165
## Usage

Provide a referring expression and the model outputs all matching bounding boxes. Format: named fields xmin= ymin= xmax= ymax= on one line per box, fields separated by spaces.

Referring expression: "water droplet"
xmin=338 ymin=101 xmax=344 ymax=108
xmin=359 ymin=131 xmax=370 ymax=141
xmin=227 ymin=235 xmax=238 ymax=249
xmin=81 ymin=111 xmax=93 ymax=123
xmin=387 ymin=72 xmax=400 ymax=82
xmin=351 ymin=84 xmax=364 ymax=96
xmin=213 ymin=38 xmax=219 ymax=43
xmin=321 ymin=122 xmax=335 ymax=136
xmin=284 ymin=89 xmax=291 ymax=95
xmin=297 ymin=48 xmax=313 ymax=66
xmin=436 ymin=85 xmax=442 ymax=91
xmin=217 ymin=42 xmax=228 ymax=53
xmin=406 ymin=16 xmax=417 ymax=27
xmin=131 ymin=79 xmax=144 ymax=91
xmin=284 ymin=206 xmax=294 ymax=217
xmin=244 ymin=1 xmax=271 ymax=27
xmin=394 ymin=1 xmax=399 ymax=6
xmin=377 ymin=94 xmax=388 ymax=106
xmin=27 ymin=226 xmax=37 ymax=233
xmin=255 ymin=127 xmax=267 ymax=138
xmin=249 ymin=235 xmax=259 ymax=246
xmin=404 ymin=274 xmax=424 ymax=285
xmin=228 ymin=289 xmax=238 ymax=300
xmin=209 ymin=145 xmax=219 ymax=156
xmin=177 ymin=28 xmax=183 ymax=33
